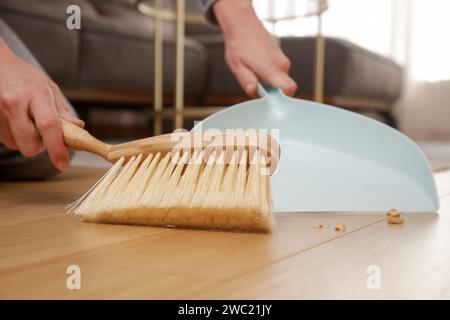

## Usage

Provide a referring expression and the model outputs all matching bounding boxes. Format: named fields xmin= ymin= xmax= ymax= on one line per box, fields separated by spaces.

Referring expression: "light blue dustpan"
xmin=194 ymin=85 xmax=439 ymax=213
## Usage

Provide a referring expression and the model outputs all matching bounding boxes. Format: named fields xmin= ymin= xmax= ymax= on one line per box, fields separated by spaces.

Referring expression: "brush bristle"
xmin=67 ymin=150 xmax=276 ymax=233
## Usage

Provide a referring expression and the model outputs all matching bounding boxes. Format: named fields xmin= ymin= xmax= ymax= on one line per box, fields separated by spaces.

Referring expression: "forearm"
xmin=209 ymin=0 xmax=297 ymax=96
xmin=213 ymin=0 xmax=256 ymax=40
xmin=0 ymin=37 xmax=11 ymax=56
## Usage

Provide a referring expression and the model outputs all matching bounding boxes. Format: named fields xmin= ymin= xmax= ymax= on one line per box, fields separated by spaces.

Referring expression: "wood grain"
xmin=0 ymin=167 xmax=448 ymax=299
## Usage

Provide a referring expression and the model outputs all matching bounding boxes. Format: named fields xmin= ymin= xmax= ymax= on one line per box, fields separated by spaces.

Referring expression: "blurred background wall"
xmin=255 ymin=0 xmax=450 ymax=141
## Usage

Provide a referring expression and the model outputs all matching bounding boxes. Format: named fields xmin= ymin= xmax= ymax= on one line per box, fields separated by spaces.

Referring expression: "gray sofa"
xmin=0 ymin=0 xmax=207 ymax=97
xmin=0 ymin=0 xmax=403 ymax=126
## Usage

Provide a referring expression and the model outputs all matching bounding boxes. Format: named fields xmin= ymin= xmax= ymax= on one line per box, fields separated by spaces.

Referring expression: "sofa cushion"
xmin=283 ymin=37 xmax=403 ymax=101
xmin=0 ymin=0 xmax=96 ymax=86
xmin=79 ymin=0 xmax=208 ymax=95
xmin=0 ymin=0 xmax=208 ymax=96
xmin=197 ymin=35 xmax=403 ymax=104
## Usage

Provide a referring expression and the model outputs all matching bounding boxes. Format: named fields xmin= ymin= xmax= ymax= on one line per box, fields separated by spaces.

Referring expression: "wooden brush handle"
xmin=61 ymin=119 xmax=111 ymax=160
xmin=61 ymin=119 xmax=280 ymax=174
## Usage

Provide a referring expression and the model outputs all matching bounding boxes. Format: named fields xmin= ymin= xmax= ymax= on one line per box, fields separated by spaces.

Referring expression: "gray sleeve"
xmin=197 ymin=0 xmax=218 ymax=24
xmin=0 ymin=18 xmax=43 ymax=71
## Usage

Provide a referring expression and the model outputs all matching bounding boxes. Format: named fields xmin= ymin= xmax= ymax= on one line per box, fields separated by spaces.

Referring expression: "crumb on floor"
xmin=387 ymin=208 xmax=400 ymax=217
xmin=335 ymin=223 xmax=346 ymax=232
xmin=386 ymin=208 xmax=404 ymax=224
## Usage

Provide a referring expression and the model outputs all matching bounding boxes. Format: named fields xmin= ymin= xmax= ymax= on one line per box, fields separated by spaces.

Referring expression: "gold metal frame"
xmin=314 ymin=0 xmax=327 ymax=103
xmin=139 ymin=0 xmax=328 ymax=135
xmin=139 ymin=0 xmax=214 ymax=135
xmin=152 ymin=0 xmax=163 ymax=135
xmin=137 ymin=1 xmax=207 ymax=25
xmin=174 ymin=0 xmax=185 ymax=130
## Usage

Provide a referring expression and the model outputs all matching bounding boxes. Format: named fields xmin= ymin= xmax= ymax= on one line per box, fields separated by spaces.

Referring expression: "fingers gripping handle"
xmin=60 ymin=119 xmax=110 ymax=160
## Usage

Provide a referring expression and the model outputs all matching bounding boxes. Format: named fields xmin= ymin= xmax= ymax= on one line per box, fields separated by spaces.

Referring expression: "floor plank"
xmin=0 ymin=212 xmax=384 ymax=299
xmin=193 ymin=197 xmax=450 ymax=299
xmin=0 ymin=167 xmax=448 ymax=299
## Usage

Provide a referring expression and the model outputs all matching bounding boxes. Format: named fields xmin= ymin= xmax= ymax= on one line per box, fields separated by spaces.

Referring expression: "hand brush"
xmin=62 ymin=120 xmax=280 ymax=232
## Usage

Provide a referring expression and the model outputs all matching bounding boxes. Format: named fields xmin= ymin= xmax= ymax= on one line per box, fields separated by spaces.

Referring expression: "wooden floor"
xmin=0 ymin=167 xmax=449 ymax=299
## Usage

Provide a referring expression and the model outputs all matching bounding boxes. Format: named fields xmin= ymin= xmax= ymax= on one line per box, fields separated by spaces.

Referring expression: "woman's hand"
xmin=0 ymin=39 xmax=84 ymax=171
xmin=213 ymin=0 xmax=297 ymax=97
